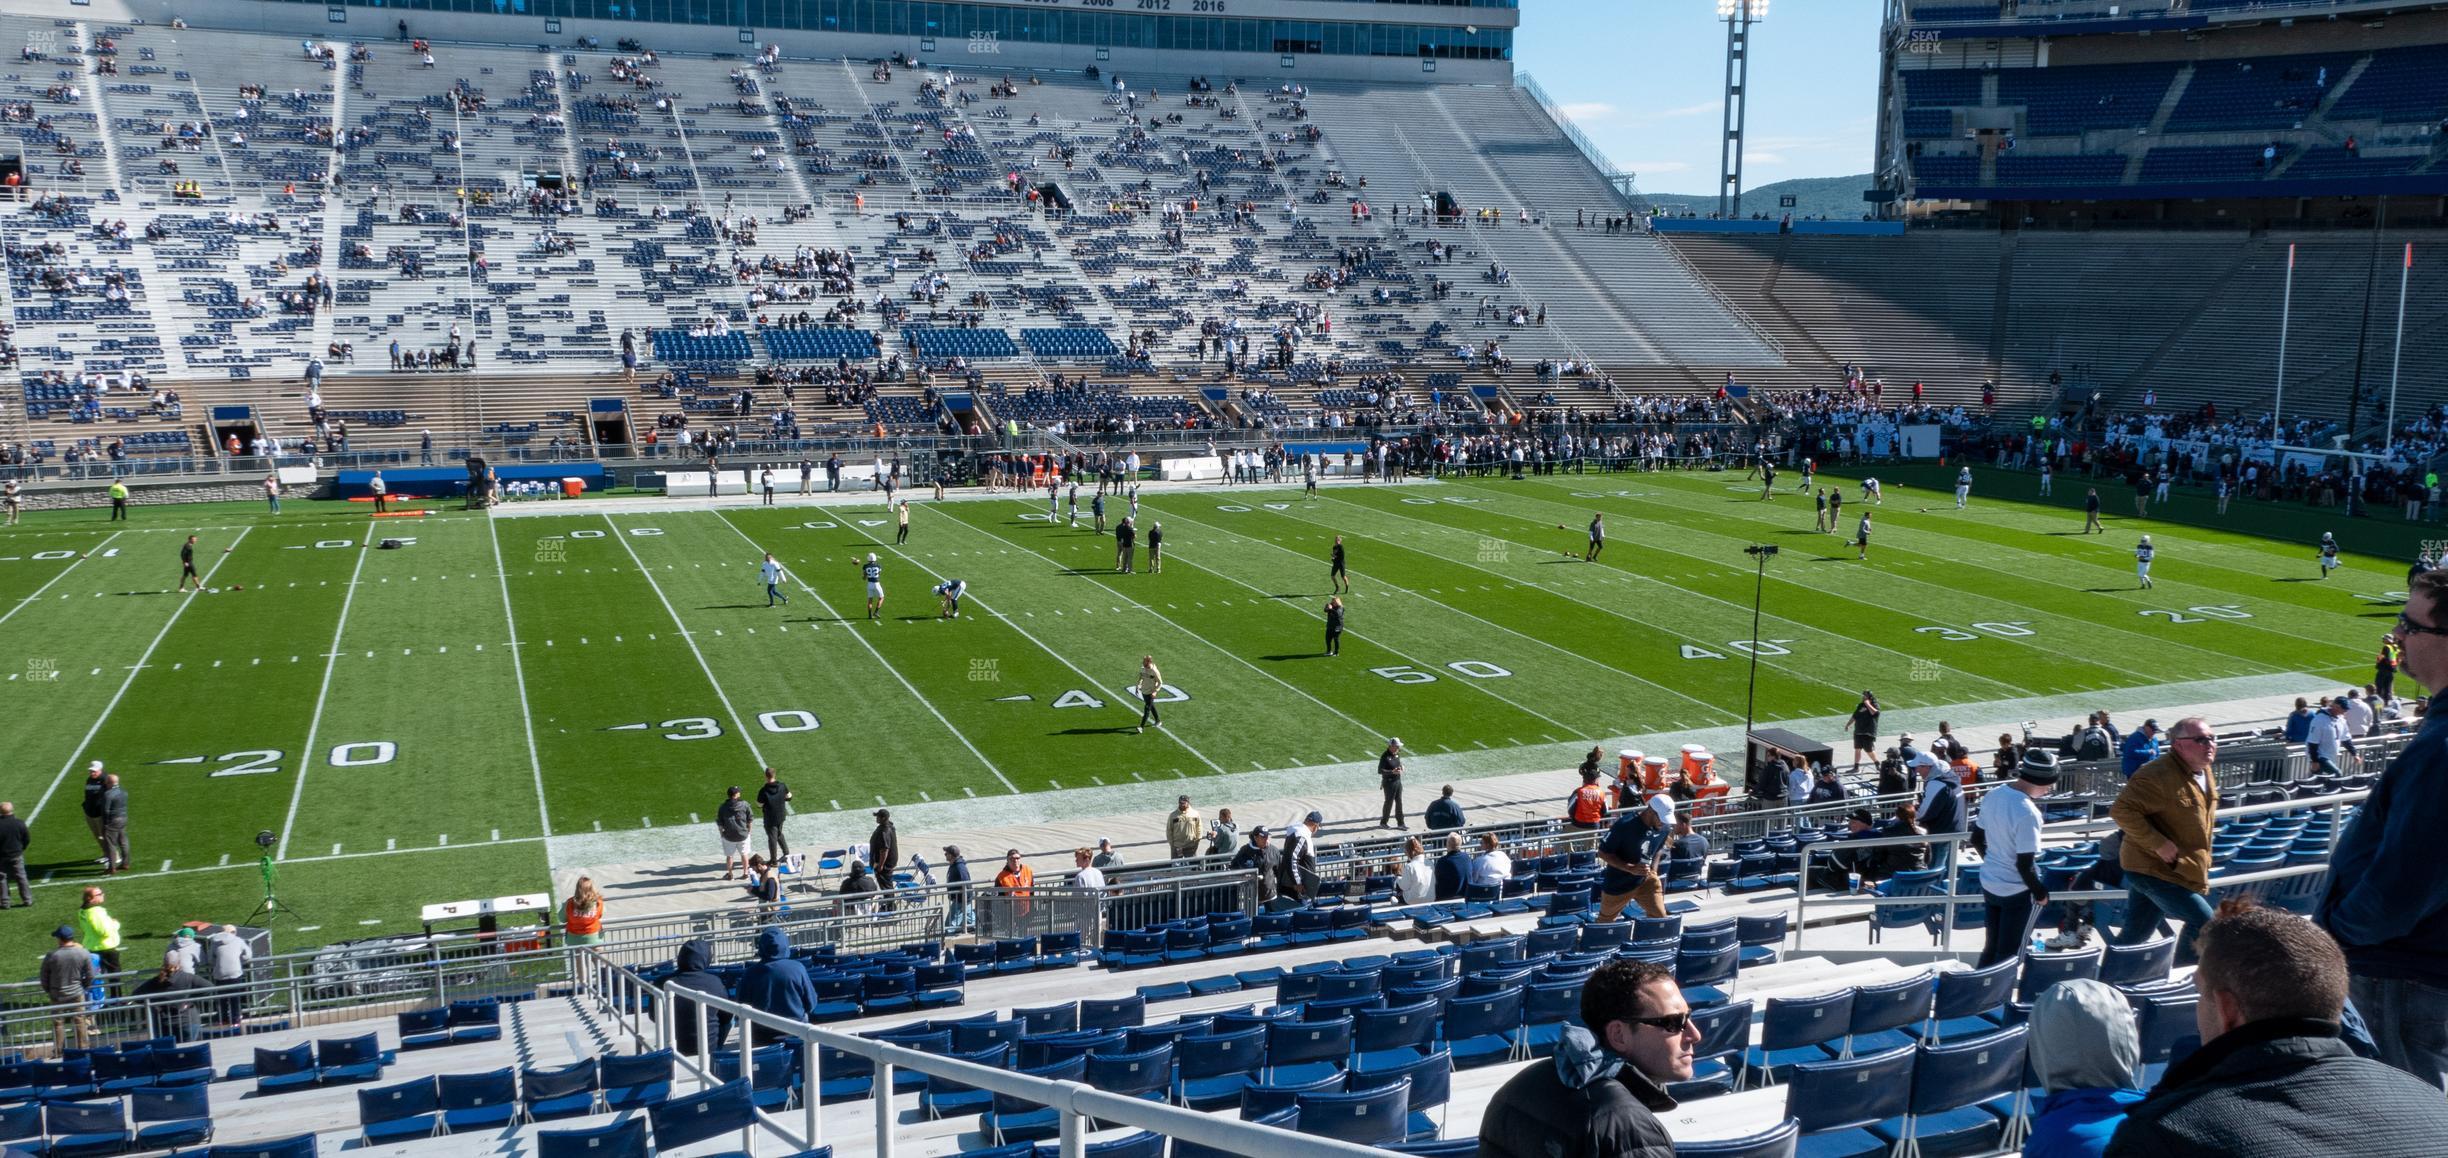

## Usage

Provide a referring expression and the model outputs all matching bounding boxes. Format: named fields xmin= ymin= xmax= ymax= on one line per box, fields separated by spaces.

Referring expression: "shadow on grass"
xmin=1055 ymin=726 xmax=1143 ymax=736
xmin=1258 ymin=653 xmax=1330 ymax=662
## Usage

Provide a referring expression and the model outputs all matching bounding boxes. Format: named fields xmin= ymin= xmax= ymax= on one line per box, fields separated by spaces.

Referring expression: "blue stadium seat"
xmin=1912 ymin=958 xmax=2017 ymax=1044
xmin=1829 ymin=973 xmax=1937 ymax=1060
xmin=1264 ymin=1017 xmax=1353 ymax=1085
xmin=538 ymin=1117 xmax=650 ymax=1158
xmin=45 ymin=1100 xmax=132 ymax=1158
xmin=203 ymin=1134 xmax=318 ymax=1158
xmin=1670 ymin=1119 xmax=1800 ymax=1157
xmin=1176 ymin=1028 xmax=1267 ymax=1110
xmin=1782 ymin=1046 xmax=1915 ymax=1157
xmin=1867 ymin=1027 xmax=2028 ymax=1156
xmin=2100 ymin=938 xmax=2175 ymax=987
xmin=649 ymin=1079 xmax=759 ymax=1150
xmin=358 ymin=1078 xmax=442 ymax=1144
xmin=983 ymin=1055 xmax=1085 ymax=1144
xmin=438 ymin=1067 xmax=520 ymax=1131
xmin=599 ymin=1050 xmax=676 ymax=1110
xmin=1442 ymin=987 xmax=1525 ymax=1069
xmin=2017 ymin=949 xmax=2102 ymax=1004
xmin=1239 ymin=1072 xmax=1345 ymax=1120
xmin=1295 ymin=1079 xmax=1410 ymax=1146
xmin=920 ymin=1045 xmax=1012 ymax=1119
xmin=130 ymin=1086 xmax=214 ymax=1151
xmin=1752 ymin=990 xmax=1856 ymax=1086
xmin=520 ymin=1059 xmax=601 ymax=1120
xmin=1349 ymin=1048 xmax=1452 ymax=1140
xmin=397 ymin=1008 xmax=452 ymax=1050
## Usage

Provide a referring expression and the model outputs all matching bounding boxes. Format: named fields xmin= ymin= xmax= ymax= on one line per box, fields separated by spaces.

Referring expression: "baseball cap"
xmin=87 ymin=760 xmax=103 ymax=773
xmin=874 ymin=808 xmax=890 ymax=820
xmin=1648 ymin=796 xmax=1675 ymax=822
xmin=53 ymin=925 xmax=76 ymax=941
xmin=942 ymin=845 xmax=960 ymax=858
xmin=1847 ymin=808 xmax=1876 ymax=827
xmin=2142 ymin=718 xmax=2160 ymax=730
xmin=1304 ymin=810 xmax=1325 ymax=825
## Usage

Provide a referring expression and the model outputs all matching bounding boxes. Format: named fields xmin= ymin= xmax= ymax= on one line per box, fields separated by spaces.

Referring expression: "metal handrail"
xmin=580 ymin=952 xmax=1392 ymax=1158
xmin=1793 ymin=787 xmax=2368 ymax=953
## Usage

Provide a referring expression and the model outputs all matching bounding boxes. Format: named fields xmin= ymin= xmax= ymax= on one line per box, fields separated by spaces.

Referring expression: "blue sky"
xmin=1512 ymin=0 xmax=1887 ymax=193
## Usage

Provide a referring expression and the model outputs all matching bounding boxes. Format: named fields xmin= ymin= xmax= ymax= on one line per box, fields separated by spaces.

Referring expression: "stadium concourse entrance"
xmin=209 ymin=404 xmax=263 ymax=456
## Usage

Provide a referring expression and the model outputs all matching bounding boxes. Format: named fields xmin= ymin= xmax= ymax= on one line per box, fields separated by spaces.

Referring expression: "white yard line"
xmin=276 ymin=522 xmax=377 ymax=859
xmin=942 ymin=509 xmax=1393 ymax=744
xmin=1507 ymin=476 xmax=2273 ymax=683
xmin=712 ymin=512 xmax=1020 ymax=795
xmin=27 ymin=527 xmax=252 ymax=824
xmin=1047 ymin=499 xmax=1586 ymax=729
xmin=835 ymin=513 xmax=1230 ymax=775
xmin=0 ymin=530 xmax=121 ymax=629
xmin=1315 ymin=491 xmax=2018 ymax=700
xmin=490 ymin=517 xmax=555 ymax=838
xmin=606 ymin=515 xmax=769 ymax=768
xmin=1134 ymin=502 xmax=1677 ymax=734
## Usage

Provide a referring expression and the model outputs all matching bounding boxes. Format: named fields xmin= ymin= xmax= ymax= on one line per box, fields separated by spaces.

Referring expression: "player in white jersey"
xmin=1046 ymin=477 xmax=1059 ymax=520
xmin=1862 ymin=477 xmax=1883 ymax=505
xmin=859 ymin=552 xmax=885 ymax=620
xmin=2135 ymin=536 xmax=2155 ymax=589
xmin=1954 ymin=465 xmax=1972 ymax=510
xmin=760 ymin=553 xmax=791 ymax=606
xmin=1128 ymin=485 xmax=1140 ymax=520
xmin=1067 ymin=482 xmax=1080 ymax=527
xmin=2319 ymin=532 xmax=2341 ymax=579
xmin=934 ymin=578 xmax=968 ymax=619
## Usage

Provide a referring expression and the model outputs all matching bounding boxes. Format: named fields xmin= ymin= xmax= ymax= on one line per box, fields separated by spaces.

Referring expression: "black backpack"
xmin=2076 ymin=728 xmax=2113 ymax=762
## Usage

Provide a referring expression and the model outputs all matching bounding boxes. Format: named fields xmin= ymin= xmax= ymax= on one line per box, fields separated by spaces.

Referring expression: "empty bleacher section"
xmin=1665 ymin=229 xmax=2448 ymax=420
xmin=1895 ymin=33 xmax=2448 ymax=200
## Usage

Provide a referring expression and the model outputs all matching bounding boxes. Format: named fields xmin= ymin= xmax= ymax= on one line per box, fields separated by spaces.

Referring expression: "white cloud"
xmin=1557 ymin=101 xmax=1616 ymax=122
xmin=1639 ymin=102 xmax=1721 ymax=122
xmin=1747 ymin=151 xmax=1789 ymax=165
xmin=1626 ymin=160 xmax=1694 ymax=174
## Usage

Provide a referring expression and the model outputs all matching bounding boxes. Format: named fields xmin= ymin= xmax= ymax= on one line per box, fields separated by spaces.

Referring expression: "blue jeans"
xmin=2351 ymin=974 xmax=2448 ymax=1091
xmin=2116 ymin=873 xmax=2214 ymax=959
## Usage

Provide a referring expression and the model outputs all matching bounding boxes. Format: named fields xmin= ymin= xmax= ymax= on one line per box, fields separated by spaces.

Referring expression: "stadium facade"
xmin=85 ymin=0 xmax=1518 ymax=83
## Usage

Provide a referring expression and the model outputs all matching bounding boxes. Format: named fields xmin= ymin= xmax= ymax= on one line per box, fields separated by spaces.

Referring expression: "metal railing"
xmin=579 ymin=952 xmax=1392 ymax=1158
xmin=1792 ymin=787 xmax=2368 ymax=954
xmin=1512 ymin=72 xmax=1638 ymax=205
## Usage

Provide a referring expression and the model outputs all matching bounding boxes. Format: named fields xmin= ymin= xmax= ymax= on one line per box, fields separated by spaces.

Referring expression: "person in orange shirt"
xmin=994 ymin=848 xmax=1034 ymax=920
xmin=563 ymin=876 xmax=605 ymax=946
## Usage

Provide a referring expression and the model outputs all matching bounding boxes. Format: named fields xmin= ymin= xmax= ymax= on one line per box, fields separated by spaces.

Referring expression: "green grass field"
xmin=0 ymin=463 xmax=2417 ymax=966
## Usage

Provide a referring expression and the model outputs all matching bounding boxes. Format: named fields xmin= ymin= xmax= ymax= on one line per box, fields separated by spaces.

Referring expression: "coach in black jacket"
xmin=2105 ymin=901 xmax=2448 ymax=1158
xmin=1479 ymin=959 xmax=1687 ymax=1158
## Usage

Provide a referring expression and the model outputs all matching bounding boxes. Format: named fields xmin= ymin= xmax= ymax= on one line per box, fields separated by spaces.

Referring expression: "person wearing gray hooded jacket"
xmin=1478 ymin=960 xmax=1688 ymax=1158
xmin=2025 ymin=978 xmax=2149 ymax=1158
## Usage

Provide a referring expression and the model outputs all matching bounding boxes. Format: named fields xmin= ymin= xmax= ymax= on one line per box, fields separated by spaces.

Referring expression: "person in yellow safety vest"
xmin=1566 ymin=768 xmax=1610 ymax=831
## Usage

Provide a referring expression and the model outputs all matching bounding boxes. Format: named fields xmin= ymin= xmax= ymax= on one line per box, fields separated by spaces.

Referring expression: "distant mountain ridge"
xmin=1641 ymin=174 xmax=1875 ymax=222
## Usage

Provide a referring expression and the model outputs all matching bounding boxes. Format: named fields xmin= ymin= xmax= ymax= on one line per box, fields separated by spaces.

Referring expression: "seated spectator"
xmin=665 ymin=939 xmax=732 ymax=1055
xmin=1479 ymin=959 xmax=1689 ymax=1158
xmin=734 ymin=926 xmax=813 ymax=1044
xmin=1416 ymin=833 xmax=1466 ymax=902
xmin=2104 ymin=900 xmax=2448 ymax=1157
xmin=2028 ymin=978 xmax=2148 ymax=1158
xmin=1873 ymin=802 xmax=1928 ymax=879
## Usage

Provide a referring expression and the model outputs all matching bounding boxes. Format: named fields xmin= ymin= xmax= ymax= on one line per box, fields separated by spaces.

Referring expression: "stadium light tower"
xmin=1716 ymin=0 xmax=1767 ymax=220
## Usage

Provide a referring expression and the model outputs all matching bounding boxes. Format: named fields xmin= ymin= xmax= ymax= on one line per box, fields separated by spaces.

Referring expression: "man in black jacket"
xmin=0 ymin=801 xmax=31 ymax=908
xmin=1480 ymin=959 xmax=1691 ymax=1158
xmin=868 ymin=809 xmax=899 ymax=878
xmin=756 ymin=767 xmax=792 ymax=861
xmin=1433 ymin=833 xmax=1472 ymax=901
xmin=2105 ymin=900 xmax=2448 ymax=1157
xmin=1229 ymin=828 xmax=1278 ymax=906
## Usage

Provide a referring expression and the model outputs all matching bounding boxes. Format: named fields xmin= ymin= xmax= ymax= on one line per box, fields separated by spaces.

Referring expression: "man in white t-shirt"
xmin=2341 ymin=690 xmax=2374 ymax=738
xmin=1468 ymin=832 xmax=1513 ymax=889
xmin=1070 ymin=847 xmax=1106 ymax=895
xmin=1975 ymin=754 xmax=2057 ymax=968
xmin=759 ymin=553 xmax=790 ymax=607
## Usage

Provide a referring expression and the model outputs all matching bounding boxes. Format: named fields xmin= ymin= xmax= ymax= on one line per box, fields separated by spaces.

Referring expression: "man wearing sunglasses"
xmin=1480 ymin=959 xmax=1695 ymax=1158
xmin=2319 ymin=575 xmax=2448 ymax=1088
xmin=2110 ymin=716 xmax=2219 ymax=961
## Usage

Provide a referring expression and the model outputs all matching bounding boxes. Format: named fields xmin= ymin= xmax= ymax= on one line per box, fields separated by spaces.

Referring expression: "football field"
xmin=0 ymin=464 xmax=2409 ymax=961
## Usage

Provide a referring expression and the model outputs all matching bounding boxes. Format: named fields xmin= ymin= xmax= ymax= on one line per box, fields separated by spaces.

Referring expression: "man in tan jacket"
xmin=2109 ymin=715 xmax=2219 ymax=960
xmin=1165 ymin=795 xmax=1204 ymax=860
